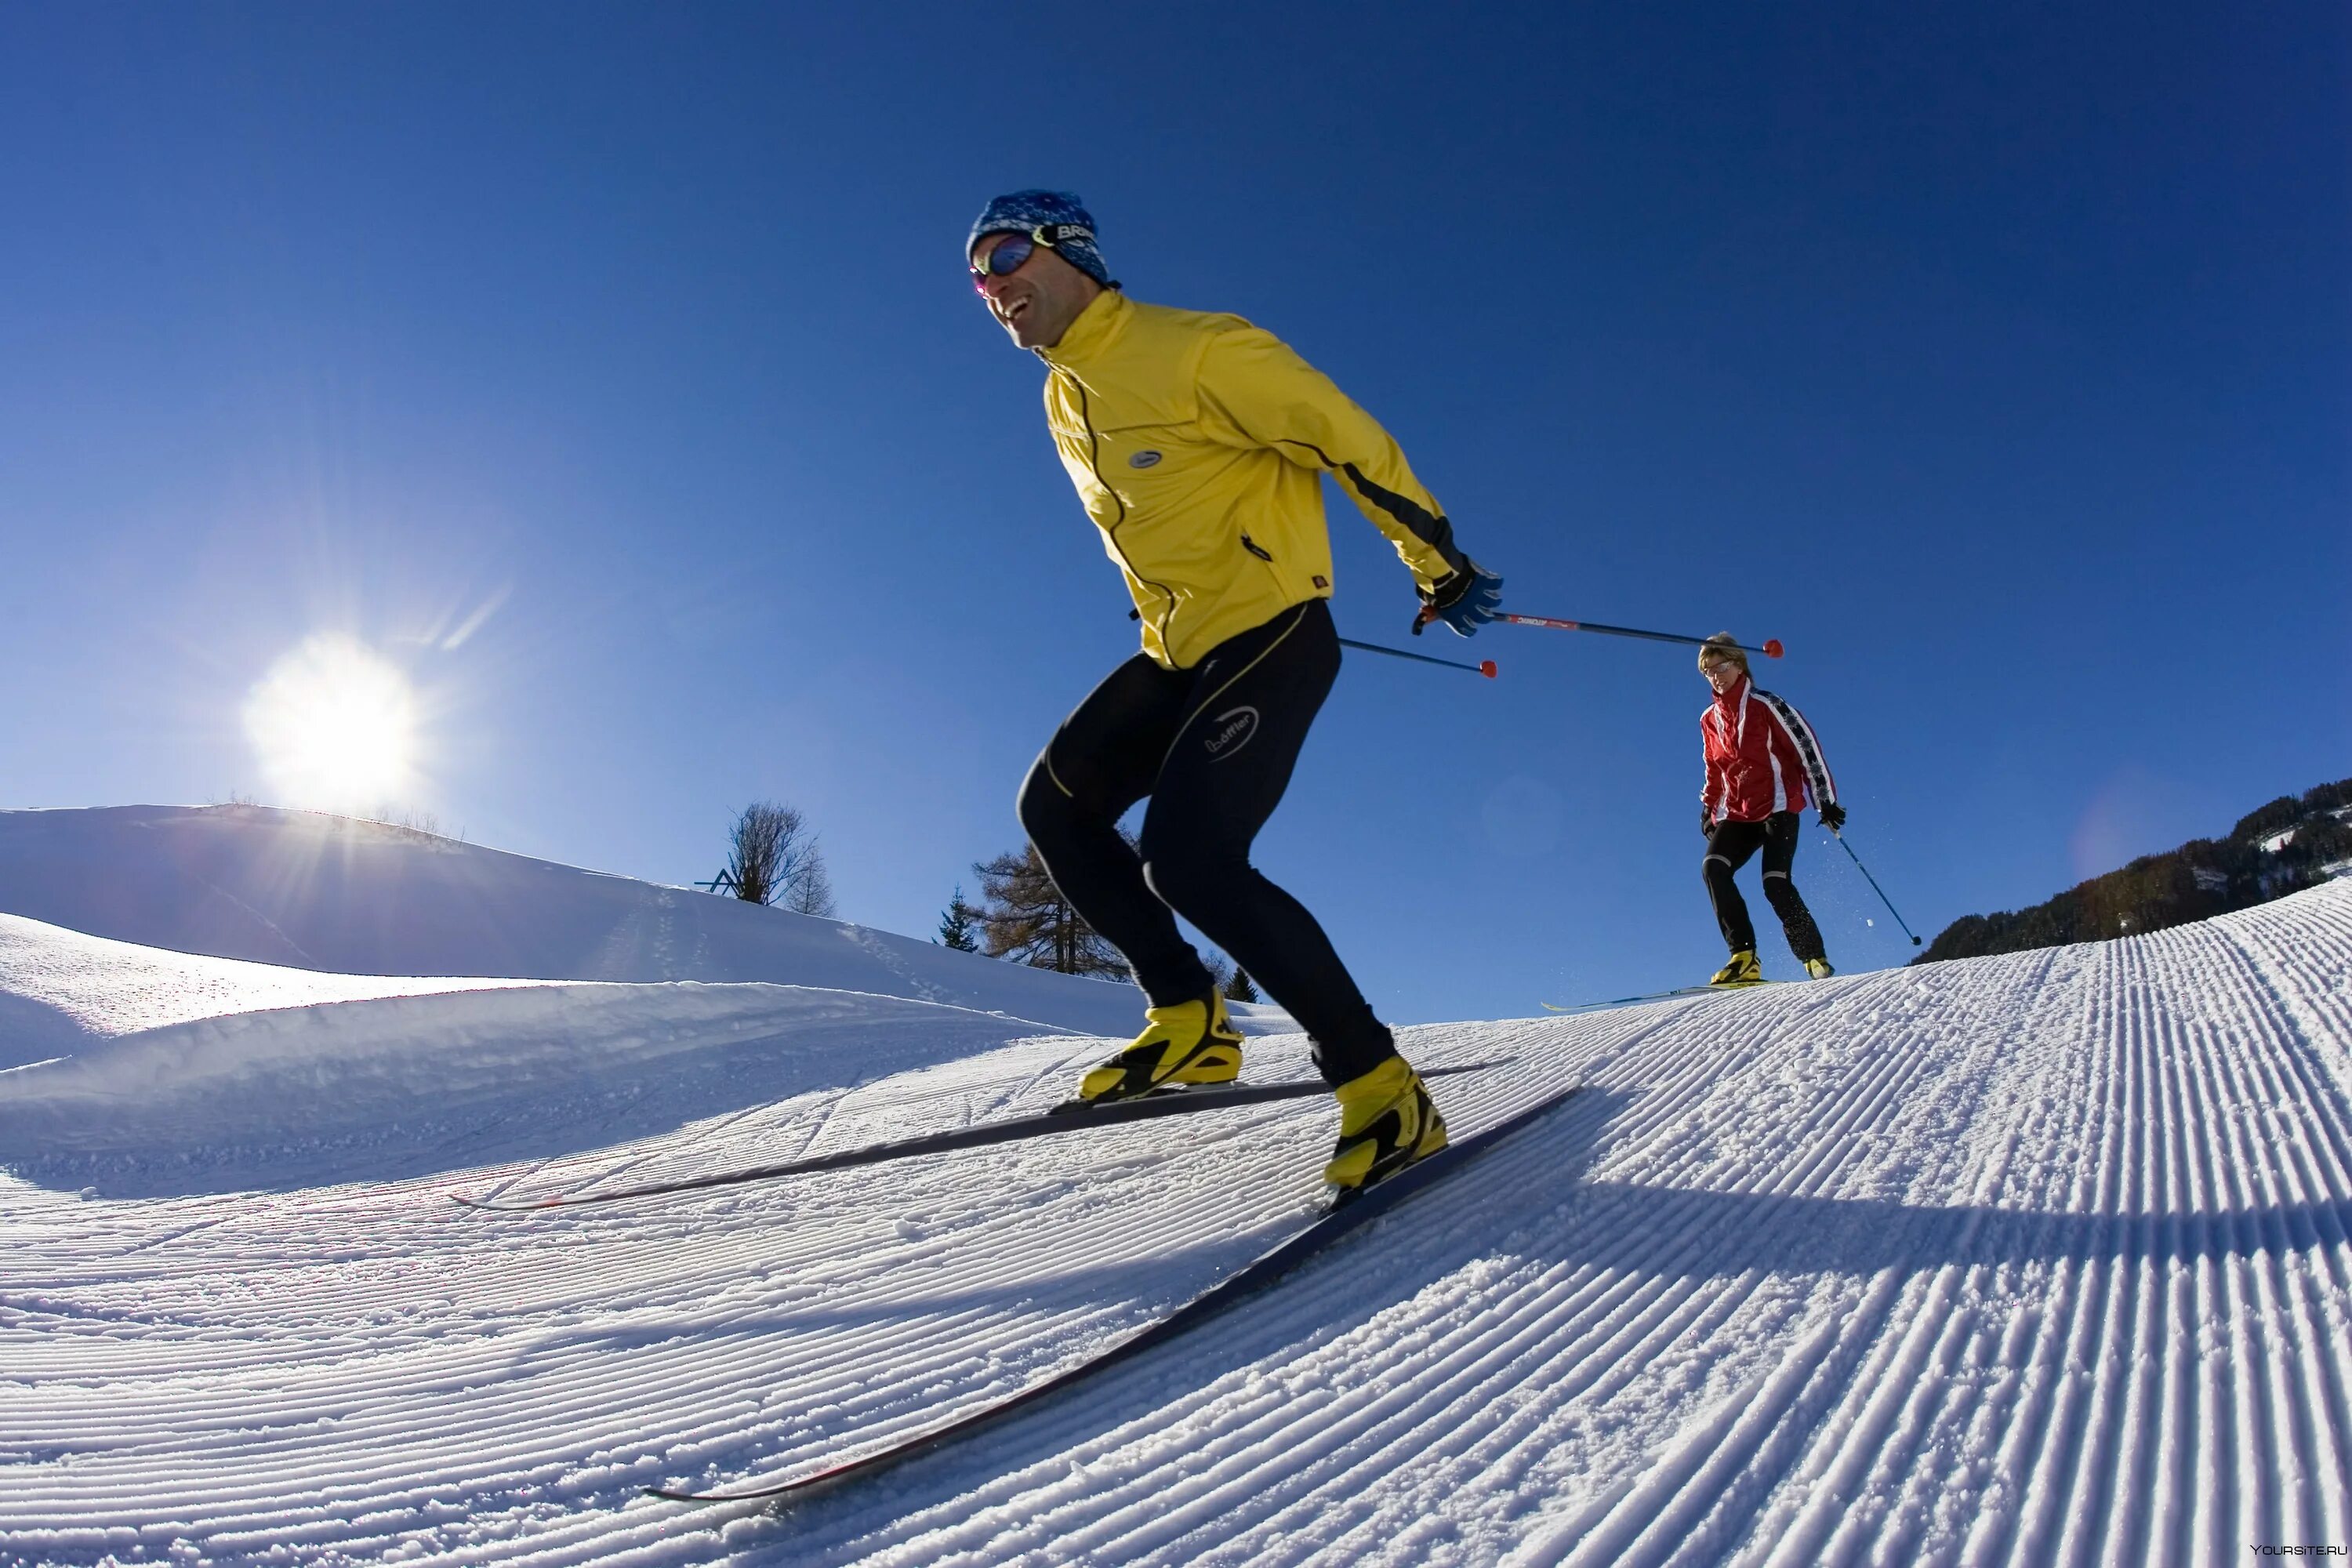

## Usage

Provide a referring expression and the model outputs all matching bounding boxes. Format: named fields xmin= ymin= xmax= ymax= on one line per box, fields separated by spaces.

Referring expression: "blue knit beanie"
xmin=967 ymin=190 xmax=1118 ymax=289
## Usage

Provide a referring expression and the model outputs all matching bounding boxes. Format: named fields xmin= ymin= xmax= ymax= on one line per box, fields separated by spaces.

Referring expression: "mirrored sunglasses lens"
xmin=979 ymin=234 xmax=1033 ymax=278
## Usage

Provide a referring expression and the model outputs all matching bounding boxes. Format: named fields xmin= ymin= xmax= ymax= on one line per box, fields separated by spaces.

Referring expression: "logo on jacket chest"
xmin=1128 ymin=450 xmax=1163 ymax=468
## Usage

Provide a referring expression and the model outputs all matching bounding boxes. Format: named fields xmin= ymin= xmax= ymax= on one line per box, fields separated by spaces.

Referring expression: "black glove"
xmin=1820 ymin=802 xmax=1847 ymax=833
xmin=1701 ymin=806 xmax=1715 ymax=839
xmin=1411 ymin=560 xmax=1503 ymax=637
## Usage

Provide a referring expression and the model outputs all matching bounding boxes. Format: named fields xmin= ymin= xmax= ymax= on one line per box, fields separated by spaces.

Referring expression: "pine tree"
xmin=1225 ymin=966 xmax=1259 ymax=1004
xmin=971 ymin=844 xmax=1127 ymax=978
xmin=938 ymin=885 xmax=980 ymax=951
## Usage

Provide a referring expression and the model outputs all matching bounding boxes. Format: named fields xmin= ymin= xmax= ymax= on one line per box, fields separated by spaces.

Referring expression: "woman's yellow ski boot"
xmin=1708 ymin=949 xmax=1765 ymax=988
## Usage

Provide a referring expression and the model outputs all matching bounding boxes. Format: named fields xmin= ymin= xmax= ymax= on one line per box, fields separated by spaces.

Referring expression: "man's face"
xmin=1703 ymin=659 xmax=1744 ymax=695
xmin=972 ymin=231 xmax=1101 ymax=350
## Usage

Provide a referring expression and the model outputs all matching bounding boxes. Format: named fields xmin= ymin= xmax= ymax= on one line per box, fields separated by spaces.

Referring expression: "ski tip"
xmin=1762 ymin=637 xmax=1785 ymax=659
xmin=449 ymin=1192 xmax=557 ymax=1213
xmin=1424 ymin=1056 xmax=1514 ymax=1078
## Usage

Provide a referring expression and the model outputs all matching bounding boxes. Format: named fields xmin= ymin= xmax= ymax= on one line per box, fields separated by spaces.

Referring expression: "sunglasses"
xmin=969 ymin=223 xmax=1092 ymax=294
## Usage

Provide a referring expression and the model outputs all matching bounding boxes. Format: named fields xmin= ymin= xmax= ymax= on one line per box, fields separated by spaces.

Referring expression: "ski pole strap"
xmin=1831 ymin=830 xmax=1922 ymax=946
xmin=1497 ymin=614 xmax=1784 ymax=659
xmin=1338 ymin=636 xmax=1497 ymax=678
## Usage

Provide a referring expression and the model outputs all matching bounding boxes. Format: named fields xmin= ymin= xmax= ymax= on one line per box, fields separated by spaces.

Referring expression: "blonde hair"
xmin=1697 ymin=633 xmax=1748 ymax=676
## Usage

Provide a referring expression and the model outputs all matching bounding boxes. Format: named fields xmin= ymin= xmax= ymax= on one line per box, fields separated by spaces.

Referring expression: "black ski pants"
xmin=1017 ymin=598 xmax=1396 ymax=1088
xmin=1704 ymin=811 xmax=1828 ymax=964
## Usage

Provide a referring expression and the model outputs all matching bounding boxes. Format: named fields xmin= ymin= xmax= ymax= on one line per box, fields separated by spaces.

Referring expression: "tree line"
xmin=723 ymin=771 xmax=2352 ymax=991
xmin=1915 ymin=775 xmax=2352 ymax=964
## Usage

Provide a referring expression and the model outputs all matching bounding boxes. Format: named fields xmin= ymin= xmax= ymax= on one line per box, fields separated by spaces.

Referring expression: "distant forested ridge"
xmin=1915 ymin=778 xmax=2352 ymax=965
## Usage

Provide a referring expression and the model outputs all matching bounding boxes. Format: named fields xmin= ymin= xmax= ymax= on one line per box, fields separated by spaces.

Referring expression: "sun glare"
xmin=244 ymin=636 xmax=419 ymax=809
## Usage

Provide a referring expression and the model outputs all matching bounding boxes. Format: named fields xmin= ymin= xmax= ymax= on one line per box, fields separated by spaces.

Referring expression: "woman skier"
xmin=1697 ymin=633 xmax=1843 ymax=985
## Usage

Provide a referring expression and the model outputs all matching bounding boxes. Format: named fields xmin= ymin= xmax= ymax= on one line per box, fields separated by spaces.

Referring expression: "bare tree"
xmin=972 ymin=843 xmax=1127 ymax=978
xmin=728 ymin=801 xmax=834 ymax=915
xmin=781 ymin=851 xmax=837 ymax=918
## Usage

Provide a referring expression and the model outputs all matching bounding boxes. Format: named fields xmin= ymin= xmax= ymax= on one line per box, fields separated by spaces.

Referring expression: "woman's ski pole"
xmin=1338 ymin=637 xmax=1497 ymax=678
xmin=1831 ymin=830 xmax=1922 ymax=946
xmin=1497 ymin=614 xmax=1784 ymax=660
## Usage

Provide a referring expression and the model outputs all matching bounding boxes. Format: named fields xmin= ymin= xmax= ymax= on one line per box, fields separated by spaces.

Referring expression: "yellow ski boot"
xmin=1708 ymin=949 xmax=1765 ymax=988
xmin=1323 ymin=1056 xmax=1449 ymax=1193
xmin=1076 ymin=993 xmax=1245 ymax=1104
xmin=1804 ymin=957 xmax=1835 ymax=980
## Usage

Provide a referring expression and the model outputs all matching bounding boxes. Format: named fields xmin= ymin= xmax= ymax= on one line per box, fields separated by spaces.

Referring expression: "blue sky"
xmin=2 ymin=2 xmax=2345 ymax=1019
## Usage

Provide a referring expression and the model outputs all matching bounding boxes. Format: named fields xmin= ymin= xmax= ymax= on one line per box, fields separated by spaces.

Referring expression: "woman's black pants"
xmin=1704 ymin=811 xmax=1828 ymax=963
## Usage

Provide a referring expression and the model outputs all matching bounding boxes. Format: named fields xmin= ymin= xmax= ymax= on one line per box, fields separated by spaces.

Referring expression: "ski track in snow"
xmin=3 ymin=887 xmax=2350 ymax=1566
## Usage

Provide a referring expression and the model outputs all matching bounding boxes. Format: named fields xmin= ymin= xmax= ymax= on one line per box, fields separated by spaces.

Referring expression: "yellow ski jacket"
xmin=1034 ymin=289 xmax=1468 ymax=670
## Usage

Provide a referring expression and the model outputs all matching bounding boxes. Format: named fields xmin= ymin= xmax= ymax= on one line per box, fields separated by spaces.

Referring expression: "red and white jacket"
xmin=1702 ymin=675 xmax=1838 ymax=825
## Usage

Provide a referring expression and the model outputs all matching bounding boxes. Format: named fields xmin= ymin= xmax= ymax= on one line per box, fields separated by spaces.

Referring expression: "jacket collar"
xmin=1711 ymin=672 xmax=1751 ymax=717
xmin=1034 ymin=289 xmax=1131 ymax=369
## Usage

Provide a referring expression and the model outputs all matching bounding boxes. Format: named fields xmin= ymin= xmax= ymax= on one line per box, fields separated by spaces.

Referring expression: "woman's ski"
xmin=1541 ymin=982 xmax=1772 ymax=1014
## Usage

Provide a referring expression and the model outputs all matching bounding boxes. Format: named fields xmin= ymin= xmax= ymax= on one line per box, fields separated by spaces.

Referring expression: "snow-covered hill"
xmin=0 ymin=805 xmax=1301 ymax=1042
xmin=2 ymin=811 xmax=2349 ymax=1565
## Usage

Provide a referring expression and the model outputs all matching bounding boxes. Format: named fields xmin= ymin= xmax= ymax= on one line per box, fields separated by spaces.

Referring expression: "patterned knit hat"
xmin=967 ymin=190 xmax=1117 ymax=289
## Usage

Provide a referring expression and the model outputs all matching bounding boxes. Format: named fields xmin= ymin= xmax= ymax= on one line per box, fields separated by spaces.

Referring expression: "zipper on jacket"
xmin=1240 ymin=533 xmax=1274 ymax=562
xmin=1069 ymin=375 xmax=1178 ymax=648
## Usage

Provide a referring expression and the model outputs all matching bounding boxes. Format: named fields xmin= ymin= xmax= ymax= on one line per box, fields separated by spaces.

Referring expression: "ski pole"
xmin=1497 ymin=614 xmax=1784 ymax=660
xmin=1338 ymin=637 xmax=1497 ymax=678
xmin=1831 ymin=829 xmax=1922 ymax=946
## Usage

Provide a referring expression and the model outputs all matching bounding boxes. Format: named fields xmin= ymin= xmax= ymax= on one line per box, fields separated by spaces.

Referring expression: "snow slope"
xmin=0 ymin=913 xmax=551 ymax=1065
xmin=0 ymin=805 xmax=1287 ymax=1040
xmin=2 ymin=832 xmax=2350 ymax=1563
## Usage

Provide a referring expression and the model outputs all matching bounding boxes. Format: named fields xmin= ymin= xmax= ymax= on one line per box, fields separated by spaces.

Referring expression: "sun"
xmin=243 ymin=635 xmax=419 ymax=809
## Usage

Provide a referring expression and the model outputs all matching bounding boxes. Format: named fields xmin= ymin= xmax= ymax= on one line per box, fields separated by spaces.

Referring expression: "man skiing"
xmin=1697 ymin=633 xmax=1843 ymax=985
xmin=967 ymin=190 xmax=1502 ymax=1193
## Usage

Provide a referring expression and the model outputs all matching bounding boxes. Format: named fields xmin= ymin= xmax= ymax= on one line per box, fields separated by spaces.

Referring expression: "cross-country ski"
xmin=1541 ymin=981 xmax=1776 ymax=1013
xmin=452 ymin=1058 xmax=1505 ymax=1212
xmin=644 ymin=1080 xmax=1586 ymax=1504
